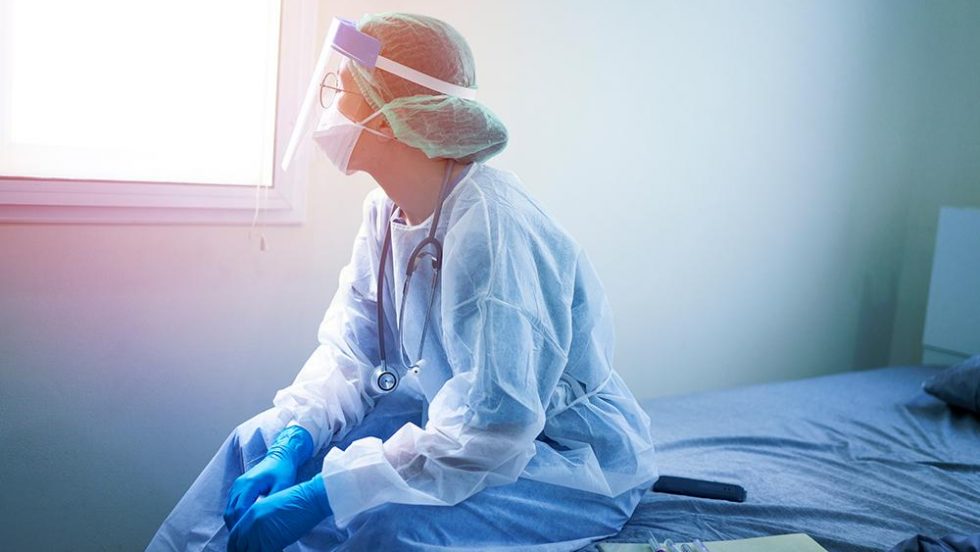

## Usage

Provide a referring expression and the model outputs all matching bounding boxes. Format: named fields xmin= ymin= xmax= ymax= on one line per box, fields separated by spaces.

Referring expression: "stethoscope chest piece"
xmin=372 ymin=365 xmax=399 ymax=394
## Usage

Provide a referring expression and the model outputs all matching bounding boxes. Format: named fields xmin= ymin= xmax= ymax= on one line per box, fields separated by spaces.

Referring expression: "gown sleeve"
xmin=271 ymin=191 xmax=389 ymax=453
xmin=319 ymin=200 xmax=569 ymax=528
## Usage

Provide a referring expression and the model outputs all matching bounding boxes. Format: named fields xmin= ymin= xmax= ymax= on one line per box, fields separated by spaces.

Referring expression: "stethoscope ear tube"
xmin=406 ymin=237 xmax=443 ymax=273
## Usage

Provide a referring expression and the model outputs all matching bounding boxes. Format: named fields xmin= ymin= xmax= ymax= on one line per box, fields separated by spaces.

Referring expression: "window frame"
xmin=0 ymin=0 xmax=316 ymax=225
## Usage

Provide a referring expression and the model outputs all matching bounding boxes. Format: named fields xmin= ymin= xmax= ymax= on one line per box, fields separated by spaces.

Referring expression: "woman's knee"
xmin=232 ymin=407 xmax=293 ymax=469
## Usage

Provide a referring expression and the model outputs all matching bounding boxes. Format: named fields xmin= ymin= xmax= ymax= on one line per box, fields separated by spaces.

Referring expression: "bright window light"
xmin=0 ymin=0 xmax=281 ymax=187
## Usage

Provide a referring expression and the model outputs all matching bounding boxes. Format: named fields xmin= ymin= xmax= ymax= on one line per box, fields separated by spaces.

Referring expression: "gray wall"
xmin=1 ymin=1 xmax=979 ymax=550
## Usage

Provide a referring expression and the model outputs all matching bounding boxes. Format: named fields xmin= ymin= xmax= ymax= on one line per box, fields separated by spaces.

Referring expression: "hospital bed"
xmin=585 ymin=365 xmax=980 ymax=552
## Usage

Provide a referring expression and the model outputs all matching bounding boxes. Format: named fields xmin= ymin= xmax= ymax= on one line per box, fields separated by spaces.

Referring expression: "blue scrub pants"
xmin=146 ymin=390 xmax=647 ymax=551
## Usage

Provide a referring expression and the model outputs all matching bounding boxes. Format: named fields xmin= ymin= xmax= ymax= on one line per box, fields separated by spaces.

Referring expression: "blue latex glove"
xmin=227 ymin=473 xmax=332 ymax=552
xmin=224 ymin=425 xmax=314 ymax=530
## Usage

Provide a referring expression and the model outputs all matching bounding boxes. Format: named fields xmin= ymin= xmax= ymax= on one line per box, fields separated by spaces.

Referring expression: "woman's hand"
xmin=224 ymin=455 xmax=298 ymax=530
xmin=224 ymin=425 xmax=315 ymax=530
xmin=227 ymin=474 xmax=333 ymax=552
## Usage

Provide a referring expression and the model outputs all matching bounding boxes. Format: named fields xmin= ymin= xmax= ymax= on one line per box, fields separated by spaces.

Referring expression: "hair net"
xmin=348 ymin=13 xmax=508 ymax=164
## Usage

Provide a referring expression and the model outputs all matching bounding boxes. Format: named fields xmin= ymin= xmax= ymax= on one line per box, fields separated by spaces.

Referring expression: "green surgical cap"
xmin=349 ymin=13 xmax=508 ymax=164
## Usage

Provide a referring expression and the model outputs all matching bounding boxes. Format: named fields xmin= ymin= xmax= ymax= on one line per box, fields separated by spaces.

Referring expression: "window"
xmin=0 ymin=0 xmax=316 ymax=224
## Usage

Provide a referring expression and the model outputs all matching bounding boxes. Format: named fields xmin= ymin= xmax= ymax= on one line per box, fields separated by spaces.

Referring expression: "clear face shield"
xmin=280 ymin=16 xmax=478 ymax=173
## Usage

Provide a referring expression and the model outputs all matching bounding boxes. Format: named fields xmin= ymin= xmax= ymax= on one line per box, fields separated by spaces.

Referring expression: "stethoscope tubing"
xmin=372 ymin=160 xmax=457 ymax=394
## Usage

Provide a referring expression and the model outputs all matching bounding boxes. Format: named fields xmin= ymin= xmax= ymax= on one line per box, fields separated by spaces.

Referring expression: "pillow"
xmin=923 ymin=355 xmax=980 ymax=414
xmin=890 ymin=531 xmax=980 ymax=552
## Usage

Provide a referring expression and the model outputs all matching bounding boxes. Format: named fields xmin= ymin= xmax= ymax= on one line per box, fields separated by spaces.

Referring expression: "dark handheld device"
xmin=652 ymin=475 xmax=747 ymax=503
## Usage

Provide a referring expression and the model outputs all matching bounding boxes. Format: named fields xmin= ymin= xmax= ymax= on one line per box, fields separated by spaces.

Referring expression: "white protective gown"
xmin=271 ymin=163 xmax=658 ymax=529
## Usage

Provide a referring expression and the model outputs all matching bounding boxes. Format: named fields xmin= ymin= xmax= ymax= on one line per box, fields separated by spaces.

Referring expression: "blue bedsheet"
xmin=586 ymin=366 xmax=980 ymax=552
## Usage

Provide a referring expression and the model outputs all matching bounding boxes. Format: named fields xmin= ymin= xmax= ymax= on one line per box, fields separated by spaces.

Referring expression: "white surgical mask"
xmin=312 ymin=104 xmax=390 ymax=175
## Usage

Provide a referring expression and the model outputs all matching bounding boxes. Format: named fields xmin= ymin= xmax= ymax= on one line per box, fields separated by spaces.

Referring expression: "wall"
xmin=886 ymin=5 xmax=980 ymax=364
xmin=1 ymin=1 xmax=978 ymax=550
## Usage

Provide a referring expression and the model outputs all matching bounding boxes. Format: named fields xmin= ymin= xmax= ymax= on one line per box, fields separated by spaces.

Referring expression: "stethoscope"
xmin=369 ymin=160 xmax=458 ymax=396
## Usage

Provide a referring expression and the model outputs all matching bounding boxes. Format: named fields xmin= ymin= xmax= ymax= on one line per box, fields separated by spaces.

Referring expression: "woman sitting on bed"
xmin=147 ymin=12 xmax=658 ymax=552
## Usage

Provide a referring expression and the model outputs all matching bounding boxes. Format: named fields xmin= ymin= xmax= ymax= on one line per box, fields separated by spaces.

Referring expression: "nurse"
xmin=147 ymin=12 xmax=657 ymax=552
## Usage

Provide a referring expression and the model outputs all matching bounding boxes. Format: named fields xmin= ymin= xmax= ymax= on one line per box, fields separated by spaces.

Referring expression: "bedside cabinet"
xmin=922 ymin=207 xmax=980 ymax=364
